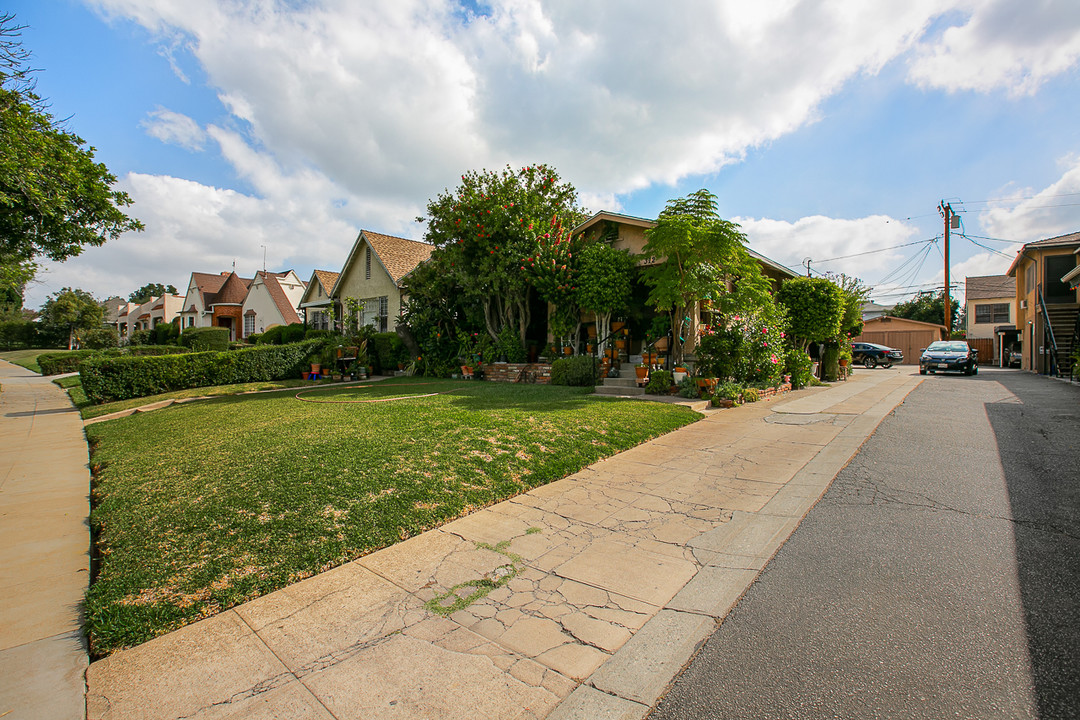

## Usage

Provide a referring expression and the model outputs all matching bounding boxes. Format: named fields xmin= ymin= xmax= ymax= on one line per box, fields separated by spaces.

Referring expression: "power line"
xmin=959 ymin=233 xmax=1014 ymax=259
xmin=958 ymin=191 xmax=1080 ymax=205
xmin=812 ymin=237 xmax=938 ymax=264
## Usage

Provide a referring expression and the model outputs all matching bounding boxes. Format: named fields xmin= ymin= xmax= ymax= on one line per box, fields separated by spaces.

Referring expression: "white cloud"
xmin=141 ymin=107 xmax=207 ymax=150
xmin=908 ymin=0 xmax=1080 ymax=96
xmin=737 ymin=214 xmax=922 ymax=284
xmin=980 ymin=154 xmax=1080 ymax=242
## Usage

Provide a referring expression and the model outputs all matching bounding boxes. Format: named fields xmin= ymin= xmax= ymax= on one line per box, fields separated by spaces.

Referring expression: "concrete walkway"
xmin=86 ymin=368 xmax=922 ymax=720
xmin=0 ymin=360 xmax=90 ymax=720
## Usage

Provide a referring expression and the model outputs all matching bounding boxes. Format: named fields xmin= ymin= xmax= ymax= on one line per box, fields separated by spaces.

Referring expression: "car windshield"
xmin=926 ymin=342 xmax=968 ymax=352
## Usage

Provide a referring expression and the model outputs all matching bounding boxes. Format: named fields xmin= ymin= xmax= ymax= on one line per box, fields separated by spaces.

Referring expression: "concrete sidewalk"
xmin=0 ymin=360 xmax=90 ymax=720
xmin=86 ymin=368 xmax=922 ymax=720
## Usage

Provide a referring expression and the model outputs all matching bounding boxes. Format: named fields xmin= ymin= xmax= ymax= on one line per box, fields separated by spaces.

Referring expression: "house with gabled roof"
xmin=331 ymin=230 xmax=433 ymax=332
xmin=964 ymin=274 xmax=1017 ymax=366
xmin=241 ymin=270 xmax=307 ymax=338
xmin=298 ymin=270 xmax=340 ymax=331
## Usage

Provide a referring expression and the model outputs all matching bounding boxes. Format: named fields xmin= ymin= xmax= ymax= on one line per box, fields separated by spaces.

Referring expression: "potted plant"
xmin=673 ymin=366 xmax=688 ymax=384
xmin=634 ymin=363 xmax=649 ymax=385
xmin=713 ymin=382 xmax=743 ymax=408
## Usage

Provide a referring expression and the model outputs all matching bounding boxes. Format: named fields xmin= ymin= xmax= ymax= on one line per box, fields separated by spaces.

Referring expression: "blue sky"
xmin=12 ymin=0 xmax=1080 ymax=309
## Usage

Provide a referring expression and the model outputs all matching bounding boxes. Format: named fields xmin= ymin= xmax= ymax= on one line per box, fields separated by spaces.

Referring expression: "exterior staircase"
xmin=593 ymin=355 xmax=646 ymax=397
xmin=1046 ymin=304 xmax=1079 ymax=377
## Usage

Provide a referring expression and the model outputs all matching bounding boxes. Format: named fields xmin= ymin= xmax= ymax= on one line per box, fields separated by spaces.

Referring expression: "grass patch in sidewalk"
xmin=84 ymin=378 xmax=699 ymax=656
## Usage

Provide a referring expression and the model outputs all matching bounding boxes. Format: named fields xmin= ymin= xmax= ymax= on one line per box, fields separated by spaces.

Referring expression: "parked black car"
xmin=851 ymin=342 xmax=903 ymax=368
xmin=919 ymin=340 xmax=978 ymax=376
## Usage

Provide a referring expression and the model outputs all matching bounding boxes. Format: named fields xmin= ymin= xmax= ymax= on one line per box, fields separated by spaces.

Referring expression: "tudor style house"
xmin=179 ymin=269 xmax=308 ymax=341
xmin=1007 ymin=231 xmax=1080 ymax=375
xmin=241 ymin=270 xmax=307 ymax=337
xmin=114 ymin=294 xmax=185 ymax=337
xmin=325 ymin=230 xmax=433 ymax=332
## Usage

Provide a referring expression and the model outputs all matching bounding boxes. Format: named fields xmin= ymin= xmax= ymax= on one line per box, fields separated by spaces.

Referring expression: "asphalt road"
xmin=650 ymin=368 xmax=1080 ymax=720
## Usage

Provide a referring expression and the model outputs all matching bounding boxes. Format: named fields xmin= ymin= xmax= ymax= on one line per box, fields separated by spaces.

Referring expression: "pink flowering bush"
xmin=696 ymin=310 xmax=787 ymax=387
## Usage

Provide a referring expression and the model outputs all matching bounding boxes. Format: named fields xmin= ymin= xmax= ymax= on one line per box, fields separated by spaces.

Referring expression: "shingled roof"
xmin=363 ymin=231 xmax=433 ymax=285
xmin=211 ymin=272 xmax=250 ymax=305
xmin=257 ymin=271 xmax=301 ymax=325
xmin=313 ymin=270 xmax=340 ymax=295
xmin=965 ymin=275 xmax=1015 ymax=301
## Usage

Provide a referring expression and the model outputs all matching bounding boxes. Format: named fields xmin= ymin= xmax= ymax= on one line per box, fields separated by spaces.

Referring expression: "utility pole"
xmin=939 ymin=201 xmax=955 ymax=336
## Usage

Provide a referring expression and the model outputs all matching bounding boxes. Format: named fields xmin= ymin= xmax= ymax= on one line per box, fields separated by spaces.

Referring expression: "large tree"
xmin=574 ymin=240 xmax=635 ymax=357
xmin=129 ymin=283 xmax=178 ymax=304
xmin=775 ymin=276 xmax=845 ymax=352
xmin=418 ymin=164 xmax=586 ymax=348
xmin=0 ymin=14 xmax=142 ymax=295
xmin=640 ymin=189 xmax=771 ymax=365
xmin=39 ymin=287 xmax=103 ymax=350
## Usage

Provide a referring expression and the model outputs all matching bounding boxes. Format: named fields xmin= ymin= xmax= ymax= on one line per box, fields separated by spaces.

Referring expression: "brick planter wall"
xmin=480 ymin=362 xmax=552 ymax=384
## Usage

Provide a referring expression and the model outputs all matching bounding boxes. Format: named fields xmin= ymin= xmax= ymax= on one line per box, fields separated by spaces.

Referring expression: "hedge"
xmin=36 ymin=346 xmax=190 ymax=375
xmin=79 ymin=339 xmax=322 ymax=403
xmin=179 ymin=327 xmax=230 ymax=351
xmin=38 ymin=350 xmax=98 ymax=375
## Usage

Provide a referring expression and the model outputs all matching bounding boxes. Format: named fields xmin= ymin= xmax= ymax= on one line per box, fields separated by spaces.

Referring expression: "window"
xmin=1026 ymin=263 xmax=1035 ymax=293
xmin=187 ymin=316 xmax=194 ymax=328
xmin=974 ymin=303 xmax=1009 ymax=324
xmin=378 ymin=296 xmax=389 ymax=332
xmin=244 ymin=314 xmax=255 ymax=337
xmin=365 ymin=248 xmax=371 ymax=280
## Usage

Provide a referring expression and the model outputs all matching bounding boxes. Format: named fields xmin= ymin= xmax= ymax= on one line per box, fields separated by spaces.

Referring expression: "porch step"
xmin=594 ymin=384 xmax=645 ymax=397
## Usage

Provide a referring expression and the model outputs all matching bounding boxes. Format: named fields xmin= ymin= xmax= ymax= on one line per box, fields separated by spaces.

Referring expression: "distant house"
xmin=116 ymin=294 xmax=184 ymax=336
xmin=298 ymin=270 xmax=340 ymax=331
xmin=241 ymin=270 xmax=307 ymax=337
xmin=1006 ymin=232 xmax=1080 ymax=375
xmin=179 ymin=272 xmax=252 ymax=332
xmin=964 ymin=274 xmax=1017 ymax=366
xmin=102 ymin=297 xmax=137 ymax=337
xmin=330 ymin=230 xmax=433 ymax=332
xmin=861 ymin=301 xmax=894 ymax=322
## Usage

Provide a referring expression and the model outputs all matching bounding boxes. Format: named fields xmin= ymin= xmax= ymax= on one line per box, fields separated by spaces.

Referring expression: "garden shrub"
xmin=549 ymin=355 xmax=599 ymax=386
xmin=281 ymin=323 xmax=307 ymax=344
xmin=38 ymin=350 xmax=97 ymax=375
xmin=80 ymin=326 xmax=119 ymax=350
xmin=696 ymin=312 xmax=785 ymax=387
xmin=179 ymin=327 xmax=230 ymax=352
xmin=496 ymin=325 xmax=527 ymax=363
xmin=256 ymin=326 xmax=285 ymax=345
xmin=821 ymin=344 xmax=840 ymax=382
xmin=645 ymin=369 xmax=673 ymax=394
xmin=128 ymin=329 xmax=155 ymax=346
xmin=245 ymin=332 xmax=263 ymax=344
xmin=742 ymin=387 xmax=760 ymax=403
xmin=372 ymin=332 xmax=407 ymax=374
xmin=785 ymin=347 xmax=814 ymax=389
xmin=676 ymin=376 xmax=698 ymax=398
xmin=712 ymin=382 xmax=744 ymax=406
xmin=305 ymin=328 xmax=332 ymax=340
xmin=153 ymin=322 xmax=180 ymax=346
xmin=80 ymin=339 xmax=323 ymax=403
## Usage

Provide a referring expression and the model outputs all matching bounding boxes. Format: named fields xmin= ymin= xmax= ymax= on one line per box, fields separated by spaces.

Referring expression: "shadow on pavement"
xmin=983 ymin=371 xmax=1080 ymax=719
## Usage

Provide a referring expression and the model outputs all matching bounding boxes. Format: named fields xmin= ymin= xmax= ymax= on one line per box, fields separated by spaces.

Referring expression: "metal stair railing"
xmin=1038 ymin=287 xmax=1061 ymax=377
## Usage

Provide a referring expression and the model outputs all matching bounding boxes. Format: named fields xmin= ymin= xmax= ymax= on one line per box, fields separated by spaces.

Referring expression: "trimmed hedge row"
xmin=36 ymin=346 xmax=191 ymax=376
xmin=179 ymin=327 xmax=230 ymax=351
xmin=38 ymin=350 xmax=97 ymax=375
xmin=80 ymin=339 xmax=322 ymax=403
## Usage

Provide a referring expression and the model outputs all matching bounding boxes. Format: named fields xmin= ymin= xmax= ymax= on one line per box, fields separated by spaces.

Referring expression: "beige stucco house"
xmin=298 ymin=270 xmax=340 ymax=331
xmin=330 ymin=230 xmax=433 ymax=332
xmin=964 ymin=274 xmax=1016 ymax=366
xmin=241 ymin=270 xmax=306 ymax=338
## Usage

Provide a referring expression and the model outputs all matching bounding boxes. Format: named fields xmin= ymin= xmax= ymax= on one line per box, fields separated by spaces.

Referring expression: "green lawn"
xmin=85 ymin=378 xmax=700 ymax=655
xmin=0 ymin=349 xmax=60 ymax=374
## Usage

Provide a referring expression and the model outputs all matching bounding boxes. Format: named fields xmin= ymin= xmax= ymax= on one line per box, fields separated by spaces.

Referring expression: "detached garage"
xmin=854 ymin=316 xmax=948 ymax=365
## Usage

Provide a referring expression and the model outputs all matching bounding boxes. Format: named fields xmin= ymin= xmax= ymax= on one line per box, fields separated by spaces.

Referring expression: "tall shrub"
xmin=179 ymin=326 xmax=230 ymax=351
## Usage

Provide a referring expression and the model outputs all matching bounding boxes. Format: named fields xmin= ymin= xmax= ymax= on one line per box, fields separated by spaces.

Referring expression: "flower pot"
xmin=563 ymin=346 xmax=573 ymax=356
xmin=310 ymin=363 xmax=321 ymax=374
xmin=716 ymin=398 xmax=735 ymax=408
xmin=586 ymin=343 xmax=594 ymax=353
xmin=635 ymin=366 xmax=649 ymax=385
xmin=839 ymin=358 xmax=849 ymax=368
xmin=614 ymin=339 xmax=626 ymax=350
xmin=673 ymin=370 xmax=687 ymax=384
xmin=587 ymin=325 xmax=597 ymax=338
xmin=302 ymin=372 xmax=310 ymax=380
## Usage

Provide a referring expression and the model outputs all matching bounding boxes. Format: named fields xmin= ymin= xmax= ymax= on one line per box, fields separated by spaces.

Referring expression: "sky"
xmin=11 ymin=0 xmax=1080 ymax=310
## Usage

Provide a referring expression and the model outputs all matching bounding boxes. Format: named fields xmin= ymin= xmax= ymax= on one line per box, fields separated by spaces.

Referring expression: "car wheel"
xmin=973 ymin=365 xmax=978 ymax=375
xmin=863 ymin=356 xmax=876 ymax=369
xmin=919 ymin=368 xmax=927 ymax=375
xmin=881 ymin=362 xmax=892 ymax=369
